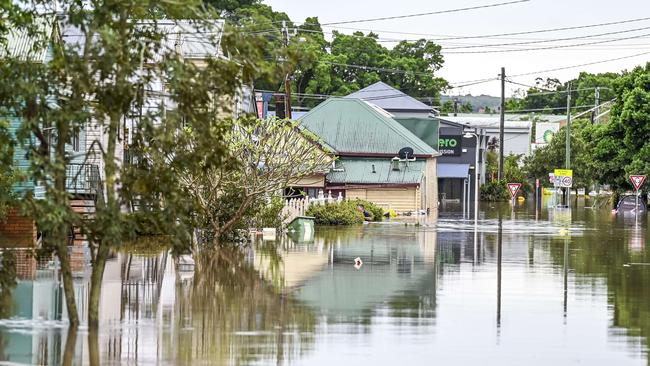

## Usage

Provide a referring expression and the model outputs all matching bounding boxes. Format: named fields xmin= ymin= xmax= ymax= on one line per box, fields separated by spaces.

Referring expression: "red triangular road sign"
xmin=630 ymin=175 xmax=647 ymax=190
xmin=507 ymin=183 xmax=522 ymax=198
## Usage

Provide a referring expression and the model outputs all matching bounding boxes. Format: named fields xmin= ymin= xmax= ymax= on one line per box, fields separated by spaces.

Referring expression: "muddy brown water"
xmin=1 ymin=200 xmax=649 ymax=365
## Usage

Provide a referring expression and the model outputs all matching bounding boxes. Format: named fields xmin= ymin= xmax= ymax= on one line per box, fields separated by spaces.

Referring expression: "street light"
xmin=464 ymin=131 xmax=480 ymax=226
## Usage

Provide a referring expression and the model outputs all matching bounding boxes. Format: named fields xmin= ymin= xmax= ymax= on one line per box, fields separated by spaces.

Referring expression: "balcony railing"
xmin=65 ymin=163 xmax=104 ymax=203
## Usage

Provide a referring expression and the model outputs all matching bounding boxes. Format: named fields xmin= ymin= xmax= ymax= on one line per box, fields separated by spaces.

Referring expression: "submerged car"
xmin=614 ymin=195 xmax=647 ymax=215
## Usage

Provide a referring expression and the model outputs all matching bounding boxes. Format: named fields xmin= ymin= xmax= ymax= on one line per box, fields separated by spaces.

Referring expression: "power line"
xmin=449 ymin=78 xmax=499 ymax=89
xmin=443 ymin=24 xmax=650 ymax=50
xmin=320 ymin=61 xmax=441 ymax=78
xmin=509 ymin=51 xmax=650 ymax=77
xmin=523 ymin=87 xmax=611 ymax=97
xmin=316 ymin=15 xmax=650 ymax=41
xmin=506 ymin=79 xmax=555 ymax=92
xmin=443 ymin=31 xmax=650 ymax=54
xmin=319 ymin=0 xmax=530 ymax=26
xmin=505 ymin=105 xmax=596 ymax=113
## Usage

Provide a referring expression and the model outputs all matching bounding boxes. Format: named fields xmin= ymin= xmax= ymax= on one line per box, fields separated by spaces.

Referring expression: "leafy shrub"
xmin=480 ymin=180 xmax=510 ymax=201
xmin=306 ymin=201 xmax=365 ymax=225
xmin=253 ymin=195 xmax=286 ymax=229
xmin=351 ymin=199 xmax=384 ymax=221
xmin=201 ymin=188 xmax=285 ymax=244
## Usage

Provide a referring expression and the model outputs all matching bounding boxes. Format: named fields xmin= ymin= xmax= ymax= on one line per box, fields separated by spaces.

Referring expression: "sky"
xmin=263 ymin=0 xmax=650 ymax=98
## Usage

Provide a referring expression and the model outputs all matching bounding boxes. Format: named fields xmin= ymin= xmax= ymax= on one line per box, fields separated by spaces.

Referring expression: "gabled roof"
xmin=394 ymin=117 xmax=439 ymax=150
xmin=327 ymin=158 xmax=425 ymax=185
xmin=298 ymin=98 xmax=436 ymax=157
xmin=345 ymin=81 xmax=433 ymax=112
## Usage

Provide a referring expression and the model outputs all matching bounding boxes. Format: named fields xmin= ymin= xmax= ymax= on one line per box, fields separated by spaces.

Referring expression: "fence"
xmin=282 ymin=190 xmax=344 ymax=225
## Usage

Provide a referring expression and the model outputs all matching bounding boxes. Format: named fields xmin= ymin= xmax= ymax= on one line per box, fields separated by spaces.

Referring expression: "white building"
xmin=440 ymin=114 xmax=534 ymax=157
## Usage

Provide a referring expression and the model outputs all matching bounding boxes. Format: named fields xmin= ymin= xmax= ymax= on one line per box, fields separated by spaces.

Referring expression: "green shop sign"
xmin=438 ymin=135 xmax=462 ymax=156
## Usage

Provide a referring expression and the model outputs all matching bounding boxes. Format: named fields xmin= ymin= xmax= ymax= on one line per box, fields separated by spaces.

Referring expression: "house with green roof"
xmin=297 ymin=98 xmax=439 ymax=213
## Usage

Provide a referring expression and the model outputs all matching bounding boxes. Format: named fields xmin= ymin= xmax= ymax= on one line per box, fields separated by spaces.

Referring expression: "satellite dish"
xmin=398 ymin=147 xmax=415 ymax=160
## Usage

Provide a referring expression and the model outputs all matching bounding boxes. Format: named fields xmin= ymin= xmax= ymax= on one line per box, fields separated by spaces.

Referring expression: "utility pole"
xmin=453 ymin=97 xmax=459 ymax=117
xmin=498 ymin=67 xmax=505 ymax=181
xmin=594 ymin=87 xmax=600 ymax=124
xmin=565 ymin=82 xmax=571 ymax=170
xmin=564 ymin=82 xmax=572 ymax=207
xmin=281 ymin=21 xmax=292 ymax=119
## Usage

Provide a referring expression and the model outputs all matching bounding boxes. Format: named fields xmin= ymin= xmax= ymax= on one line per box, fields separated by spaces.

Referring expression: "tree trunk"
xmin=62 ymin=325 xmax=78 ymax=366
xmin=87 ymin=243 xmax=109 ymax=328
xmin=87 ymin=109 xmax=120 ymax=327
xmin=56 ymin=234 xmax=79 ymax=327
xmin=54 ymin=120 xmax=79 ymax=327
xmin=88 ymin=325 xmax=100 ymax=366
xmin=217 ymin=195 xmax=254 ymax=243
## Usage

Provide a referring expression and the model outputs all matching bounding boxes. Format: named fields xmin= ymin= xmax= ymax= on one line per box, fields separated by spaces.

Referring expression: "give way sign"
xmin=507 ymin=183 xmax=522 ymax=198
xmin=630 ymin=175 xmax=647 ymax=191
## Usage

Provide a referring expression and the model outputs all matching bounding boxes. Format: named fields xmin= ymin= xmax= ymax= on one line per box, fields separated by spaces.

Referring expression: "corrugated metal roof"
xmin=0 ymin=17 xmax=56 ymax=62
xmin=394 ymin=117 xmax=439 ymax=150
xmin=327 ymin=158 xmax=425 ymax=185
xmin=298 ymin=98 xmax=436 ymax=156
xmin=346 ymin=81 xmax=433 ymax=112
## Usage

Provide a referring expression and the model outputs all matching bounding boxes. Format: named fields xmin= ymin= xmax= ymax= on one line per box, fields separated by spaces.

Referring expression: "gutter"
xmin=337 ymin=152 xmax=440 ymax=159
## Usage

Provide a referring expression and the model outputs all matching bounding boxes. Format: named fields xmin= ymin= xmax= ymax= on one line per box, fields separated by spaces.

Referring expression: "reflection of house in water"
xmin=252 ymin=237 xmax=330 ymax=290
xmin=100 ymin=251 xmax=170 ymax=364
xmin=292 ymin=226 xmax=437 ymax=319
xmin=0 ymin=250 xmax=170 ymax=365
xmin=1 ymin=264 xmax=89 ymax=365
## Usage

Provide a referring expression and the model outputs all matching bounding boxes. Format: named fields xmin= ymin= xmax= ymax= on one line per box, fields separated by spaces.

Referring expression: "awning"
xmin=437 ymin=163 xmax=470 ymax=178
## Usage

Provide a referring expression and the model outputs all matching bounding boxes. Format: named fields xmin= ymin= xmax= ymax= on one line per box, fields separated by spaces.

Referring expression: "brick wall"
xmin=0 ymin=208 xmax=37 ymax=247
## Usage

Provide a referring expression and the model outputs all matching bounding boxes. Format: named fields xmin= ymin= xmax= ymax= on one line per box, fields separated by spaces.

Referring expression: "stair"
xmin=69 ymin=198 xmax=96 ymax=246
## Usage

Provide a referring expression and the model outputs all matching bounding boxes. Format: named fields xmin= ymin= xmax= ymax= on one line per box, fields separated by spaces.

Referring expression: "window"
xmin=72 ymin=130 xmax=80 ymax=152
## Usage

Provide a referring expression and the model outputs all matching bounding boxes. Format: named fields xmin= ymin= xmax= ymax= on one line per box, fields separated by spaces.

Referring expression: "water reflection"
xmin=0 ymin=203 xmax=650 ymax=364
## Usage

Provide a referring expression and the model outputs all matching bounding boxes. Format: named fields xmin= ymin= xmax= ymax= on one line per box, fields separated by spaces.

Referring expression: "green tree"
xmin=0 ymin=120 xmax=15 ymax=220
xmin=573 ymin=71 xmax=618 ymax=108
xmin=584 ymin=63 xmax=650 ymax=193
xmin=173 ymin=117 xmax=331 ymax=245
xmin=460 ymin=102 xmax=473 ymax=113
xmin=203 ymin=0 xmax=260 ymax=17
xmin=440 ymin=100 xmax=454 ymax=114
xmin=524 ymin=121 xmax=594 ymax=189
xmin=1 ymin=0 xmax=253 ymax=329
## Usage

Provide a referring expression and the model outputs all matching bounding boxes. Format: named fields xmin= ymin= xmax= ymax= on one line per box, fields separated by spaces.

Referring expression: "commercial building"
xmin=439 ymin=114 xmax=532 ymax=157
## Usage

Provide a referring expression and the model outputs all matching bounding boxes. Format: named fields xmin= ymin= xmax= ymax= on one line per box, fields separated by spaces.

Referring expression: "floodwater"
xmin=1 ymin=199 xmax=650 ymax=365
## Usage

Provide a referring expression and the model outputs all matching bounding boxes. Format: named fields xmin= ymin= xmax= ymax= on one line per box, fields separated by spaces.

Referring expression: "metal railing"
xmin=65 ymin=163 xmax=104 ymax=204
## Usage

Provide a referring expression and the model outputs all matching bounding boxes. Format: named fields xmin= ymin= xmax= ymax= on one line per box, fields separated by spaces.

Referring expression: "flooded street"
xmin=1 ymin=202 xmax=650 ymax=365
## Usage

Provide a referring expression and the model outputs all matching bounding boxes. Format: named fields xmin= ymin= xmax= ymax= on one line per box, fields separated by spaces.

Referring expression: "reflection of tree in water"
xmin=549 ymin=227 xmax=650 ymax=361
xmin=166 ymin=247 xmax=316 ymax=365
xmin=0 ymin=250 xmax=17 ymax=361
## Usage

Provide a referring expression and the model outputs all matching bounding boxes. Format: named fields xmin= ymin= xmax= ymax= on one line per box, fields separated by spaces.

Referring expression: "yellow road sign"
xmin=554 ymin=169 xmax=573 ymax=177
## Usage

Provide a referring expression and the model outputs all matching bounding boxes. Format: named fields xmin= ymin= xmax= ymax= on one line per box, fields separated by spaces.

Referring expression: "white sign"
xmin=507 ymin=183 xmax=522 ymax=198
xmin=354 ymin=257 xmax=363 ymax=270
xmin=559 ymin=176 xmax=573 ymax=188
xmin=535 ymin=122 xmax=561 ymax=145
xmin=630 ymin=175 xmax=647 ymax=191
